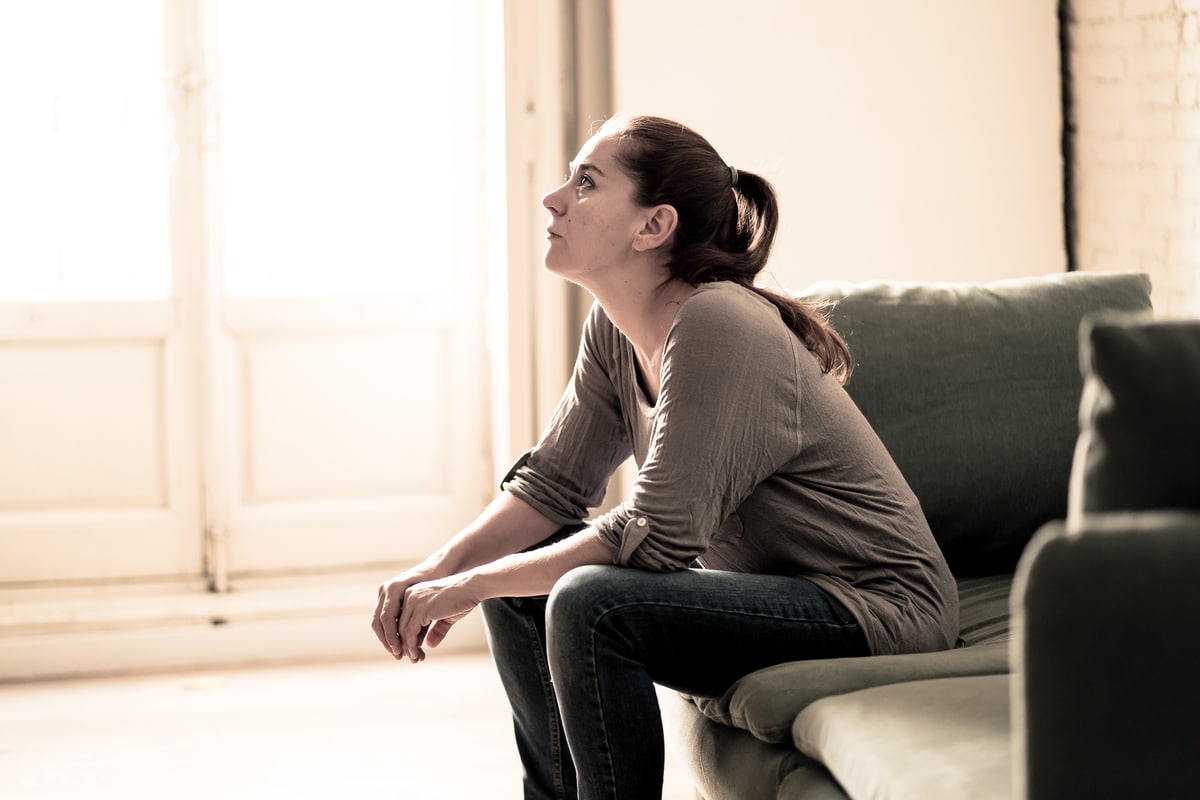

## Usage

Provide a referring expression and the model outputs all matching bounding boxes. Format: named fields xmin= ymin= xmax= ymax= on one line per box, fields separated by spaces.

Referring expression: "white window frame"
xmin=0 ymin=0 xmax=583 ymax=680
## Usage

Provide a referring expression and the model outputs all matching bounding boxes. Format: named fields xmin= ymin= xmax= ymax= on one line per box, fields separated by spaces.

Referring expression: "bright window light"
xmin=217 ymin=2 xmax=467 ymax=299
xmin=0 ymin=1 xmax=170 ymax=302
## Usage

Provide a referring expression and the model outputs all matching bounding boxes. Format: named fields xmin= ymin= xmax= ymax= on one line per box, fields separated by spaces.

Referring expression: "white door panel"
xmin=213 ymin=297 xmax=487 ymax=575
xmin=242 ymin=334 xmax=451 ymax=499
xmin=0 ymin=302 xmax=201 ymax=583
xmin=2 ymin=343 xmax=165 ymax=509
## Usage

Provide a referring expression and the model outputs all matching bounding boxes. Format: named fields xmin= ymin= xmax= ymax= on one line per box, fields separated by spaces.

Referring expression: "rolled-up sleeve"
xmin=592 ymin=502 xmax=694 ymax=571
xmin=501 ymin=306 xmax=632 ymax=527
xmin=614 ymin=513 xmax=652 ymax=564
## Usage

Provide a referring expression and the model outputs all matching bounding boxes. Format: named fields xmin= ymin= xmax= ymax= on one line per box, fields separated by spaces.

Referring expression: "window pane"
xmin=217 ymin=1 xmax=472 ymax=299
xmin=0 ymin=1 xmax=170 ymax=302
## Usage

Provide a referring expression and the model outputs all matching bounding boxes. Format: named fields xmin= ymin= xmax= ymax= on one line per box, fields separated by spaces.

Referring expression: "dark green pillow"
xmin=798 ymin=272 xmax=1153 ymax=576
xmin=1072 ymin=315 xmax=1200 ymax=514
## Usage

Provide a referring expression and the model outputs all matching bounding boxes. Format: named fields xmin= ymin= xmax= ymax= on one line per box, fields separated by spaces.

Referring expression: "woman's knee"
xmin=546 ymin=564 xmax=653 ymax=663
xmin=545 ymin=566 xmax=621 ymax=681
xmin=546 ymin=564 xmax=618 ymax=629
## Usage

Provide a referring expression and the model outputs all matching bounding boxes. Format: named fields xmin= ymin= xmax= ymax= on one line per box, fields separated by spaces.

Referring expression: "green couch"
xmin=660 ymin=271 xmax=1198 ymax=799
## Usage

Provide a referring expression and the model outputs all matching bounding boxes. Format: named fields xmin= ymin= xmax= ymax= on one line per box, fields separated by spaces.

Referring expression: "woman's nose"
xmin=542 ymin=183 xmax=565 ymax=215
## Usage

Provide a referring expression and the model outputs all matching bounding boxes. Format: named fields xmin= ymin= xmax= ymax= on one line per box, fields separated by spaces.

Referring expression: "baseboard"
xmin=0 ymin=571 xmax=490 ymax=682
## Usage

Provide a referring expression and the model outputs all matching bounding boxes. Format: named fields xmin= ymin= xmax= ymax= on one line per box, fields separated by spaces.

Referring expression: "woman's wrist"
xmin=417 ymin=549 xmax=457 ymax=581
xmin=431 ymin=538 xmax=478 ymax=578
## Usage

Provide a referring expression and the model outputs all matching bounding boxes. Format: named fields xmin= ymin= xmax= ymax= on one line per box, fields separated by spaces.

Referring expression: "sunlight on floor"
xmin=0 ymin=652 xmax=695 ymax=799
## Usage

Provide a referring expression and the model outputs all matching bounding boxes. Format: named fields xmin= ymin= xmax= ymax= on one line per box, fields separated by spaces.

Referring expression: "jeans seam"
xmin=585 ymin=617 xmax=616 ymax=799
xmin=594 ymin=600 xmax=861 ymax=631
xmin=521 ymin=611 xmax=570 ymax=800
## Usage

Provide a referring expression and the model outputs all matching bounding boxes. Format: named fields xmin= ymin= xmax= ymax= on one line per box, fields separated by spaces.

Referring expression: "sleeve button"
xmin=636 ymin=517 xmax=647 ymax=527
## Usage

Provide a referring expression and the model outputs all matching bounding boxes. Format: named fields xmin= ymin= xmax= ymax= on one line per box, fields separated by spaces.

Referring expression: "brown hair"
xmin=601 ymin=115 xmax=852 ymax=383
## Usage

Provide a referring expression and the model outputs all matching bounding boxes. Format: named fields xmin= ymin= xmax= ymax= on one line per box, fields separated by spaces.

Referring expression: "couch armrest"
xmin=1012 ymin=512 xmax=1200 ymax=799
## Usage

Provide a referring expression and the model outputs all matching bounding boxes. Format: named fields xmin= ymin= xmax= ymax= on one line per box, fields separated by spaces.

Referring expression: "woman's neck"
xmin=594 ymin=273 xmax=693 ymax=342
xmin=584 ymin=273 xmax=696 ymax=403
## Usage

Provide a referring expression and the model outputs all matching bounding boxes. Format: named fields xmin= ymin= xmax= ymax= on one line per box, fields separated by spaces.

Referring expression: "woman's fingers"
xmin=424 ymin=619 xmax=455 ymax=649
xmin=370 ymin=591 xmax=387 ymax=649
xmin=370 ymin=584 xmax=393 ymax=653
xmin=371 ymin=578 xmax=407 ymax=659
xmin=382 ymin=574 xmax=478 ymax=663
xmin=397 ymin=588 xmax=428 ymax=663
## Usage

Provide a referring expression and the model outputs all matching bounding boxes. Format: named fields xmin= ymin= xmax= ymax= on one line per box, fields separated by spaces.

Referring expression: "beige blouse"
xmin=503 ymin=282 xmax=958 ymax=656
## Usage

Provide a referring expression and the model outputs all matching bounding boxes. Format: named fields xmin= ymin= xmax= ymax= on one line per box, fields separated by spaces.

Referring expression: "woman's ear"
xmin=632 ymin=204 xmax=678 ymax=253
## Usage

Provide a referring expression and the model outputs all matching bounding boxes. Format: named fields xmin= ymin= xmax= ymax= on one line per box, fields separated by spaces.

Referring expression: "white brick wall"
xmin=1070 ymin=0 xmax=1200 ymax=316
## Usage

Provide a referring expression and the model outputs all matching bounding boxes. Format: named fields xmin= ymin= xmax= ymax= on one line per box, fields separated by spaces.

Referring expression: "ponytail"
xmin=746 ymin=287 xmax=853 ymax=384
xmin=605 ymin=114 xmax=853 ymax=384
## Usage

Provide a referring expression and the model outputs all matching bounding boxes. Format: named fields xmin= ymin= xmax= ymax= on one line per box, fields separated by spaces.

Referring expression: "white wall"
xmin=1068 ymin=0 xmax=1200 ymax=318
xmin=609 ymin=0 xmax=1067 ymax=290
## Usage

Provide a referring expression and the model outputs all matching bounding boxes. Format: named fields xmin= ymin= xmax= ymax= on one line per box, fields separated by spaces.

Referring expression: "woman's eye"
xmin=577 ymin=174 xmax=594 ymax=189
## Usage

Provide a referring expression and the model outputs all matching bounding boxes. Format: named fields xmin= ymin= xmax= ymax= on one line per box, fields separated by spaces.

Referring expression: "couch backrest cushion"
xmin=797 ymin=272 xmax=1152 ymax=576
xmin=1070 ymin=315 xmax=1200 ymax=516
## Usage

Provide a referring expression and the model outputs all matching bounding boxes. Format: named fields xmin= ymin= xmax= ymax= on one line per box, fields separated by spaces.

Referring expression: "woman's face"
xmin=541 ymin=132 xmax=650 ymax=281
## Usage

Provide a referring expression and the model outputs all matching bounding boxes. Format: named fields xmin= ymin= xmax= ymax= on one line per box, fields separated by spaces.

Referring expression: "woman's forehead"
xmin=572 ymin=132 xmax=620 ymax=170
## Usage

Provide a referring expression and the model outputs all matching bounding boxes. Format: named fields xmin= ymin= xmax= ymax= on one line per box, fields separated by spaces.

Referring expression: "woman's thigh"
xmin=546 ymin=565 xmax=869 ymax=698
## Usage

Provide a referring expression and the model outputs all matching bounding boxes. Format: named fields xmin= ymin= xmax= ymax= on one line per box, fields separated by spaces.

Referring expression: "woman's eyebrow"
xmin=569 ymin=161 xmax=606 ymax=177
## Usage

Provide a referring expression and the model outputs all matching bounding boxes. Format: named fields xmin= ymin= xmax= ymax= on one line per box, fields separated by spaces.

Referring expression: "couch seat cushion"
xmin=692 ymin=642 xmax=1009 ymax=744
xmin=793 ymin=674 xmax=1011 ymax=800
xmin=658 ymin=688 xmax=851 ymax=800
xmin=691 ymin=575 xmax=1012 ymax=743
xmin=955 ymin=575 xmax=1012 ymax=646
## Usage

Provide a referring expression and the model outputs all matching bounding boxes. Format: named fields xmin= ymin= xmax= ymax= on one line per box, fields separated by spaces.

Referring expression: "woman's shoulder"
xmin=674 ymin=281 xmax=785 ymax=340
xmin=580 ymin=300 xmax=627 ymax=365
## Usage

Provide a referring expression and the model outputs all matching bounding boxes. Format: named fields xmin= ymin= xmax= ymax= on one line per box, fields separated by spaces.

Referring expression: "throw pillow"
xmin=1070 ymin=314 xmax=1200 ymax=516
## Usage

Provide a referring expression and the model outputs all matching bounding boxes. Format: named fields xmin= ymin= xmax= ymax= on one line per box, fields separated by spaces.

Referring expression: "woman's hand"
xmin=395 ymin=574 xmax=482 ymax=663
xmin=372 ymin=522 xmax=612 ymax=662
xmin=371 ymin=495 xmax=562 ymax=661
xmin=372 ymin=565 xmax=440 ymax=660
xmin=373 ymin=566 xmax=482 ymax=663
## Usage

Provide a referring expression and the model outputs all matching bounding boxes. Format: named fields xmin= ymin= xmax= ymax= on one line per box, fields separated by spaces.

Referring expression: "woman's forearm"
xmin=378 ymin=492 xmax=593 ymax=662
xmin=392 ymin=527 xmax=615 ymax=662
xmin=463 ymin=528 xmax=614 ymax=601
xmin=430 ymin=492 xmax=564 ymax=576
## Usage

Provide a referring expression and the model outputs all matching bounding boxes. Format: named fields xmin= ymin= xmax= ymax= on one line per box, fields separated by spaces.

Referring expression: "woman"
xmin=372 ymin=114 xmax=958 ymax=799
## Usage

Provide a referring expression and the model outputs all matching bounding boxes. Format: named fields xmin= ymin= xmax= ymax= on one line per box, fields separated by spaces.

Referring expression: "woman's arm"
xmin=375 ymin=305 xmax=633 ymax=661
xmin=392 ymin=529 xmax=613 ymax=662
xmin=372 ymin=492 xmax=611 ymax=661
xmin=431 ymin=492 xmax=564 ymax=575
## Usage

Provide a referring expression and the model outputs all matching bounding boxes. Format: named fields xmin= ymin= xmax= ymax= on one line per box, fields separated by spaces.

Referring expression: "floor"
xmin=0 ymin=652 xmax=696 ymax=799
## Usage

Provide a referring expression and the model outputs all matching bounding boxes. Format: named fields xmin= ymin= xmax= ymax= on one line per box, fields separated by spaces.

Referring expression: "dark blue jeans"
xmin=481 ymin=553 xmax=868 ymax=799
